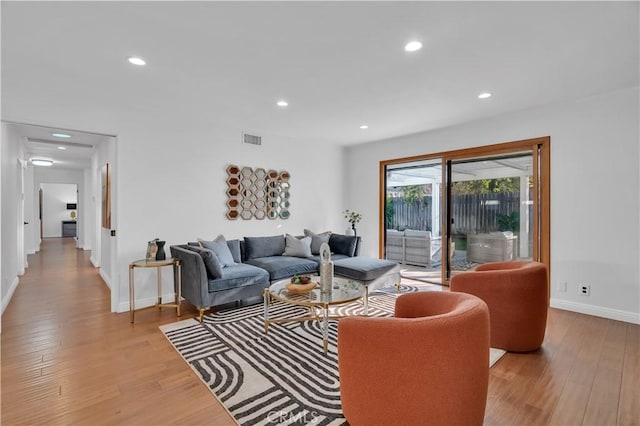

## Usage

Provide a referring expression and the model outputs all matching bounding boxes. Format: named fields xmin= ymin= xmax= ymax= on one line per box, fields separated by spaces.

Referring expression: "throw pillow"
xmin=198 ymin=235 xmax=236 ymax=267
xmin=244 ymin=235 xmax=286 ymax=260
xmin=329 ymin=234 xmax=358 ymax=257
xmin=184 ymin=245 xmax=224 ymax=279
xmin=303 ymin=229 xmax=332 ymax=255
xmin=226 ymin=239 xmax=242 ymax=264
xmin=283 ymin=234 xmax=312 ymax=258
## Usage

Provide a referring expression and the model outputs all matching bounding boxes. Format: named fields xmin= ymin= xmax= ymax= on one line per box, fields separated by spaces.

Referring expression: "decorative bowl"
xmin=286 ymin=282 xmax=317 ymax=293
xmin=290 ymin=275 xmax=312 ymax=284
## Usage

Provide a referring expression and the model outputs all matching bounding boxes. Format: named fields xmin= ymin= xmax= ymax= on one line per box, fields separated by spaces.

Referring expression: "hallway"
xmin=1 ymin=238 xmax=233 ymax=424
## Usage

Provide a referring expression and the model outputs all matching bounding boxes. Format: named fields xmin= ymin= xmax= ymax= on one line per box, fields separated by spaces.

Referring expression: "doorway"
xmin=381 ymin=137 xmax=550 ymax=285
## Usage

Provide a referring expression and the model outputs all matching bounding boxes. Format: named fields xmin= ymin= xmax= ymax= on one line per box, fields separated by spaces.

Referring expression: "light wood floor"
xmin=2 ymin=238 xmax=638 ymax=425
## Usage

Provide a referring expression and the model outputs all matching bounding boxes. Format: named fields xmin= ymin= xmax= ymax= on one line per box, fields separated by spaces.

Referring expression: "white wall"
xmin=40 ymin=183 xmax=77 ymax=238
xmin=1 ymin=122 xmax=21 ymax=314
xmin=114 ymin=122 xmax=345 ymax=312
xmin=346 ymin=87 xmax=640 ymax=323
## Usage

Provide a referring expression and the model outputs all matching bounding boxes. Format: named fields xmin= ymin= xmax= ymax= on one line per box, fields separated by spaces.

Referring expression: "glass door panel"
xmin=384 ymin=158 xmax=443 ymax=283
xmin=445 ymin=152 xmax=534 ymax=281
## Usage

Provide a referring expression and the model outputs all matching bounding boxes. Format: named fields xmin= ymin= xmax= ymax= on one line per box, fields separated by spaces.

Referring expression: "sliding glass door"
xmin=380 ymin=137 xmax=550 ymax=285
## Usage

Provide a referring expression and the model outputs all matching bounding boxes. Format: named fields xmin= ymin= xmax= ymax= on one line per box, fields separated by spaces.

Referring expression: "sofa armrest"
xmin=170 ymin=245 xmax=209 ymax=309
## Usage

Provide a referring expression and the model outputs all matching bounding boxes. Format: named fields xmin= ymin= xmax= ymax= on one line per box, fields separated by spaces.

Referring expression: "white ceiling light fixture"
xmin=31 ymin=159 xmax=53 ymax=166
xmin=52 ymin=133 xmax=71 ymax=138
xmin=478 ymin=92 xmax=492 ymax=99
xmin=57 ymin=146 xmax=67 ymax=150
xmin=359 ymin=125 xmax=369 ymax=129
xmin=128 ymin=56 xmax=146 ymax=66
xmin=404 ymin=41 xmax=423 ymax=52
xmin=276 ymin=100 xmax=289 ymax=107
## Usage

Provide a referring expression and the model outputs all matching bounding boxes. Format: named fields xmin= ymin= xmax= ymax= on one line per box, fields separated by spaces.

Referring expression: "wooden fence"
xmin=388 ymin=192 xmax=529 ymax=235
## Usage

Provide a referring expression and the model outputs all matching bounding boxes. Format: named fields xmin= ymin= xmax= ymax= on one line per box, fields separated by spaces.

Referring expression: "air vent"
xmin=243 ymin=133 xmax=262 ymax=146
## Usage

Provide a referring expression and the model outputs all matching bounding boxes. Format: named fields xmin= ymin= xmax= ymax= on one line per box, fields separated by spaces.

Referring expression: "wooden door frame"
xmin=379 ymin=136 xmax=550 ymax=283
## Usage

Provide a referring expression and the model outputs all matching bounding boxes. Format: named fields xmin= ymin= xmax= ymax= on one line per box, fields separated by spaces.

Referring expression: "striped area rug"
xmin=160 ymin=285 xmax=504 ymax=426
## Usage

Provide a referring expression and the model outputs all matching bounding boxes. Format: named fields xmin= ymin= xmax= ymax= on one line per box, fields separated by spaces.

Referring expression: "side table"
xmin=129 ymin=258 xmax=182 ymax=323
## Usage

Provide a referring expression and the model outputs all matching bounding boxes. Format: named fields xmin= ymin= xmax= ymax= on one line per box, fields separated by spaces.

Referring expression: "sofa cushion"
xmin=245 ymin=256 xmax=318 ymax=281
xmin=283 ymin=234 xmax=312 ymax=258
xmin=308 ymin=254 xmax=350 ymax=264
xmin=304 ymin=229 xmax=332 ymax=255
xmin=244 ymin=235 xmax=286 ymax=260
xmin=183 ymin=245 xmax=224 ymax=279
xmin=329 ymin=234 xmax=358 ymax=257
xmin=198 ymin=235 xmax=236 ymax=267
xmin=334 ymin=257 xmax=398 ymax=282
xmin=208 ymin=263 xmax=270 ymax=292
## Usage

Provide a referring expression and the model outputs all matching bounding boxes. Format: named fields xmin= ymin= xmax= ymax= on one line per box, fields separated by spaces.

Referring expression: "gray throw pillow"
xmin=244 ymin=235 xmax=286 ymax=260
xmin=283 ymin=234 xmax=312 ymax=258
xmin=198 ymin=235 xmax=236 ymax=266
xmin=303 ymin=229 xmax=332 ymax=255
xmin=185 ymin=245 xmax=224 ymax=279
xmin=329 ymin=234 xmax=358 ymax=257
xmin=226 ymin=239 xmax=242 ymax=264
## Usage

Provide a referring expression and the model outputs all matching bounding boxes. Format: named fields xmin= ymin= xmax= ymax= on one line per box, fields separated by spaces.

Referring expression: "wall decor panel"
xmin=226 ymin=164 xmax=290 ymax=220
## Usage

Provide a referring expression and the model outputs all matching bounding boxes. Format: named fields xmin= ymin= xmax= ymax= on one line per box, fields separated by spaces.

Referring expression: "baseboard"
xmin=1 ymin=276 xmax=20 ymax=315
xmin=83 ymin=246 xmax=92 ymax=251
xmin=90 ymin=256 xmax=100 ymax=268
xmin=117 ymin=293 xmax=181 ymax=314
xmin=99 ymin=269 xmax=111 ymax=289
xmin=550 ymin=298 xmax=640 ymax=324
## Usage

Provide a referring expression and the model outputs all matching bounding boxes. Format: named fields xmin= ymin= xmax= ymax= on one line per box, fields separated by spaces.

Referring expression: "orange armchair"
xmin=338 ymin=291 xmax=490 ymax=426
xmin=450 ymin=260 xmax=549 ymax=352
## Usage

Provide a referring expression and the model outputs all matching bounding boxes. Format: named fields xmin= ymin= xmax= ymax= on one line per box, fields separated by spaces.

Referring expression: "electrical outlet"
xmin=558 ymin=281 xmax=567 ymax=292
xmin=579 ymin=284 xmax=590 ymax=296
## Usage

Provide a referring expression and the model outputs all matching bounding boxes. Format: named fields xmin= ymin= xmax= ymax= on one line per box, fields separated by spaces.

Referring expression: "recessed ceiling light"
xmin=31 ymin=159 xmax=53 ymax=167
xmin=478 ymin=92 xmax=492 ymax=99
xmin=360 ymin=125 xmax=369 ymax=130
xmin=52 ymin=133 xmax=71 ymax=138
xmin=404 ymin=41 xmax=423 ymax=52
xmin=57 ymin=146 xmax=67 ymax=150
xmin=128 ymin=57 xmax=146 ymax=66
xmin=276 ymin=100 xmax=289 ymax=107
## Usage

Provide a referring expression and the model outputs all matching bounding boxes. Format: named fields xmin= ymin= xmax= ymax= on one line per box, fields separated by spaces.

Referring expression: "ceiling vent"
xmin=243 ymin=133 xmax=262 ymax=146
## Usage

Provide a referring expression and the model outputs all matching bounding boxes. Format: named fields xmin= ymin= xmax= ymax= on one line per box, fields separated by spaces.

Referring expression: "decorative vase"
xmin=319 ymin=243 xmax=333 ymax=294
xmin=352 ymin=223 xmax=357 ymax=237
xmin=345 ymin=227 xmax=354 ymax=236
xmin=155 ymin=241 xmax=166 ymax=261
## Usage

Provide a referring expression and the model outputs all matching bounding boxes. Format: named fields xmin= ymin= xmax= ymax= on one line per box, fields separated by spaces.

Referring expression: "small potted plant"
xmin=343 ymin=209 xmax=362 ymax=236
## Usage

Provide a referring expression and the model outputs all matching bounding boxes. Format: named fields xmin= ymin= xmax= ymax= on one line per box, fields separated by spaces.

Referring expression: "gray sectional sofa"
xmin=170 ymin=232 xmax=399 ymax=321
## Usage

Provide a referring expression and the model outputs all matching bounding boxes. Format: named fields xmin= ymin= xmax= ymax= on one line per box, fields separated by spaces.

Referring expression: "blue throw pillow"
xmin=184 ymin=245 xmax=224 ymax=279
xmin=329 ymin=234 xmax=358 ymax=257
xmin=198 ymin=235 xmax=236 ymax=267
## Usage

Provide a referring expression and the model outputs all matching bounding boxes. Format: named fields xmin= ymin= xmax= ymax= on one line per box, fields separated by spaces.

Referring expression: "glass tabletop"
xmin=269 ymin=275 xmax=364 ymax=306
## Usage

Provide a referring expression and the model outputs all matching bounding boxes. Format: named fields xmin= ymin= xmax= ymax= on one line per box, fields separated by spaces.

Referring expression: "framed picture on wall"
xmin=101 ymin=163 xmax=111 ymax=229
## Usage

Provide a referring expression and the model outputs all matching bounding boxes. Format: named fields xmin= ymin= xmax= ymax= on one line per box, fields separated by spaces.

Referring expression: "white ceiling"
xmin=2 ymin=1 xmax=638 ymax=164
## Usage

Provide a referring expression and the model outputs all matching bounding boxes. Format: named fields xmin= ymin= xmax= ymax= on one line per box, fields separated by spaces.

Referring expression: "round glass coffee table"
xmin=263 ymin=275 xmax=365 ymax=354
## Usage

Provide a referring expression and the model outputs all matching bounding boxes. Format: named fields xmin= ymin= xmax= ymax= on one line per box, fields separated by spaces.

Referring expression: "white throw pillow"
xmin=303 ymin=229 xmax=331 ymax=255
xmin=283 ymin=234 xmax=312 ymax=258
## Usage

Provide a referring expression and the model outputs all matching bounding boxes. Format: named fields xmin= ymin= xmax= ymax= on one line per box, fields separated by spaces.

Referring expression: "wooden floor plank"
xmin=618 ymin=324 xmax=640 ymax=426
